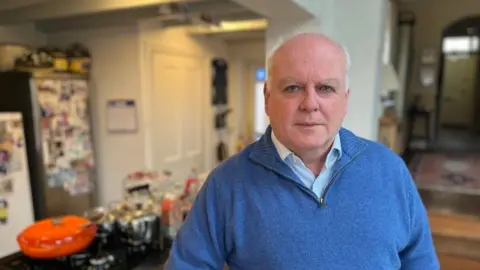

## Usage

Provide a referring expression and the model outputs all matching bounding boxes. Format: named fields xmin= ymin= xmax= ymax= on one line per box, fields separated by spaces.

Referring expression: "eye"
xmin=317 ymin=85 xmax=335 ymax=92
xmin=284 ymin=85 xmax=301 ymax=92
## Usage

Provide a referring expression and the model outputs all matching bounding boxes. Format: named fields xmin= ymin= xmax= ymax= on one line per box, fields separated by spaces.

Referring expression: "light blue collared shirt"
xmin=271 ymin=131 xmax=342 ymax=198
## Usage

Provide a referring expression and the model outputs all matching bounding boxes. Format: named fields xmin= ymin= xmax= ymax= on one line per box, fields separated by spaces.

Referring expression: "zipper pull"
xmin=320 ymin=198 xmax=327 ymax=207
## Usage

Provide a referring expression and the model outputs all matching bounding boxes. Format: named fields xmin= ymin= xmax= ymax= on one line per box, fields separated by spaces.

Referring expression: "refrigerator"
xmin=0 ymin=71 xmax=96 ymax=221
xmin=0 ymin=112 xmax=35 ymax=257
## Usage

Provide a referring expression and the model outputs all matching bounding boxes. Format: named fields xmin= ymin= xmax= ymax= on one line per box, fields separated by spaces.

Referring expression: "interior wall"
xmin=401 ymin=0 xmax=480 ymax=114
xmin=47 ymin=24 xmax=229 ymax=206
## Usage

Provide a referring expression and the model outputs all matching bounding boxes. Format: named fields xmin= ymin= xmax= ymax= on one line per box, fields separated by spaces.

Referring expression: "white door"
xmin=152 ymin=52 xmax=204 ymax=185
xmin=141 ymin=39 xmax=207 ymax=189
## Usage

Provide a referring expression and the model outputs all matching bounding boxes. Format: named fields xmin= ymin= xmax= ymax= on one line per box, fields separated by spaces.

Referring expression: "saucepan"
xmin=16 ymin=215 xmax=97 ymax=259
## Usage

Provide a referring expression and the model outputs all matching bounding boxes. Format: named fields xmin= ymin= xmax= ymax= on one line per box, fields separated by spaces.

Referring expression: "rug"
xmin=408 ymin=152 xmax=480 ymax=195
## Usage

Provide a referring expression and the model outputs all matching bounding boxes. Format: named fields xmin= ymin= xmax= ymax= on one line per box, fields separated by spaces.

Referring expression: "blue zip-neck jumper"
xmin=165 ymin=127 xmax=439 ymax=270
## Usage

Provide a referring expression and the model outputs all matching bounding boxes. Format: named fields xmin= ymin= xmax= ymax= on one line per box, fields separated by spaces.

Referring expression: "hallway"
xmin=407 ymin=128 xmax=480 ymax=268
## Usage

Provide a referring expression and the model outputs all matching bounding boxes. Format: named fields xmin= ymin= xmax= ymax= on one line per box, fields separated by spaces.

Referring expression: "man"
xmin=164 ymin=32 xmax=439 ymax=270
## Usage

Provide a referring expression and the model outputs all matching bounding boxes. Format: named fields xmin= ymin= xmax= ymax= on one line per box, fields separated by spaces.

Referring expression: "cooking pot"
xmin=117 ymin=198 xmax=161 ymax=246
xmin=17 ymin=215 xmax=97 ymax=259
xmin=117 ymin=184 xmax=162 ymax=247
xmin=84 ymin=206 xmax=116 ymax=239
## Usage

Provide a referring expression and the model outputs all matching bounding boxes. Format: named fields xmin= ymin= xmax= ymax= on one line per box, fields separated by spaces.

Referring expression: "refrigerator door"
xmin=35 ymin=76 xmax=95 ymax=217
xmin=0 ymin=112 xmax=35 ymax=257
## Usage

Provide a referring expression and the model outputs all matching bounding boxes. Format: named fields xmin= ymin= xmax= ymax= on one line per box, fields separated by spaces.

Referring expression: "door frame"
xmin=138 ymin=23 xmax=214 ymax=174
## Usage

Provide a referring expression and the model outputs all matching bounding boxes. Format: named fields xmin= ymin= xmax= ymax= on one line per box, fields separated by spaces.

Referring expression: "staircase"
xmin=429 ymin=212 xmax=480 ymax=269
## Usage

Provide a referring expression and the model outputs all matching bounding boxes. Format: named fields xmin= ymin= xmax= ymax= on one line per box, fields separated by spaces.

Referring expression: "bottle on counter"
xmin=161 ymin=192 xmax=184 ymax=240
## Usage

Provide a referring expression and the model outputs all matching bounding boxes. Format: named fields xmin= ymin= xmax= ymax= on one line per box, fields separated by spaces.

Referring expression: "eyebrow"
xmin=278 ymin=77 xmax=341 ymax=86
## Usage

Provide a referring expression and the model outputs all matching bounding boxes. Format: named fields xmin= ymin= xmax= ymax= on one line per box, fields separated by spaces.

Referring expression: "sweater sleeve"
xmin=399 ymin=169 xmax=440 ymax=270
xmin=164 ymin=174 xmax=227 ymax=270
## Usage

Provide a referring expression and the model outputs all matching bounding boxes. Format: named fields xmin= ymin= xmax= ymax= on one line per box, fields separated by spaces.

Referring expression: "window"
xmin=442 ymin=36 xmax=479 ymax=53
xmin=253 ymin=68 xmax=269 ymax=139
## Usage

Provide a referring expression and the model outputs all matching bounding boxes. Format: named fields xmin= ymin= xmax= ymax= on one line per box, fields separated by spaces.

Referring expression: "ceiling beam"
xmin=0 ymin=0 xmax=211 ymax=25
xmin=231 ymin=0 xmax=314 ymax=19
xmin=187 ymin=18 xmax=267 ymax=34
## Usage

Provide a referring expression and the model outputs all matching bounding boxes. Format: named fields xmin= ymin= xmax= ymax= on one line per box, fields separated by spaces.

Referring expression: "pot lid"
xmin=18 ymin=215 xmax=94 ymax=245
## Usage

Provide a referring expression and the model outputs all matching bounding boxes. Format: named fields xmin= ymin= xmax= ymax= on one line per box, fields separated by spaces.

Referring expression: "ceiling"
xmin=0 ymin=0 xmax=49 ymax=11
xmin=0 ymin=0 xmax=266 ymax=41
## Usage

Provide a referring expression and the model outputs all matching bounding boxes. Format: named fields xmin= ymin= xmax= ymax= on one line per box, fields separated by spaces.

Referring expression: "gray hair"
xmin=266 ymin=31 xmax=351 ymax=90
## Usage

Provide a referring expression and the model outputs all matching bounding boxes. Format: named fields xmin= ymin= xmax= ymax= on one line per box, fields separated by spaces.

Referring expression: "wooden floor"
xmin=429 ymin=211 xmax=480 ymax=269
xmin=438 ymin=254 xmax=480 ymax=270
xmin=429 ymin=212 xmax=480 ymax=240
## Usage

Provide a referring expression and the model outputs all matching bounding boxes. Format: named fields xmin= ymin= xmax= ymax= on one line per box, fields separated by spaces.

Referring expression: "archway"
xmin=434 ymin=15 xmax=480 ymax=149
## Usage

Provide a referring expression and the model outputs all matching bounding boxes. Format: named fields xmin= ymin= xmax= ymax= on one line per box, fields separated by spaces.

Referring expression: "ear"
xmin=344 ymin=88 xmax=350 ymax=113
xmin=264 ymin=82 xmax=270 ymax=116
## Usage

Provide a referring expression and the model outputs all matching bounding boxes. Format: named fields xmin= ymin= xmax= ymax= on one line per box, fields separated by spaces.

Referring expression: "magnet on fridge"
xmin=65 ymin=127 xmax=74 ymax=138
xmin=47 ymin=174 xmax=60 ymax=187
xmin=0 ymin=178 xmax=13 ymax=194
xmin=0 ymin=198 xmax=8 ymax=225
xmin=0 ymin=150 xmax=10 ymax=175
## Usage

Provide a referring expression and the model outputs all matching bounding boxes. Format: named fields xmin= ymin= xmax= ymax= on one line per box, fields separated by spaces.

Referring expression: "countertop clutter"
xmin=0 ymin=169 xmax=204 ymax=270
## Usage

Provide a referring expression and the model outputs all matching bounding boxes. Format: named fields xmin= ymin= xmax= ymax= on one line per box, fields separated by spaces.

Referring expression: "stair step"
xmin=438 ymin=253 xmax=480 ymax=270
xmin=429 ymin=212 xmax=480 ymax=260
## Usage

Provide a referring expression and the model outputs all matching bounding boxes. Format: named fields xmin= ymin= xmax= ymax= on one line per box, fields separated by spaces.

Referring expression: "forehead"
xmin=270 ymin=35 xmax=346 ymax=81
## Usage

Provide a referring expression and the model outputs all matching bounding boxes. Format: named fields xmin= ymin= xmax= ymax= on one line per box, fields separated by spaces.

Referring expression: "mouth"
xmin=295 ymin=123 xmax=321 ymax=127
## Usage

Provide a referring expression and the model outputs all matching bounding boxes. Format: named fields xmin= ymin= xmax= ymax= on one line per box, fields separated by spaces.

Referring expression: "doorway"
xmin=435 ymin=17 xmax=480 ymax=150
xmin=139 ymin=23 xmax=211 ymax=184
xmin=439 ymin=51 xmax=477 ymax=129
xmin=149 ymin=52 xmax=206 ymax=181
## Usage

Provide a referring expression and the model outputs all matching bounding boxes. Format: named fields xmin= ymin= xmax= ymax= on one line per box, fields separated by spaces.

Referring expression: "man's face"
xmin=265 ymin=35 xmax=350 ymax=153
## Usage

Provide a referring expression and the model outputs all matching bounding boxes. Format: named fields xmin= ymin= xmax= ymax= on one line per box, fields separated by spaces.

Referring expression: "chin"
xmin=290 ymin=127 xmax=328 ymax=148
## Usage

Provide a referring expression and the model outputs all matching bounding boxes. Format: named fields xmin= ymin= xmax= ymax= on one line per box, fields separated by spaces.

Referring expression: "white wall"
xmin=328 ymin=0 xmax=386 ymax=141
xmin=48 ymin=23 xmax=229 ymax=206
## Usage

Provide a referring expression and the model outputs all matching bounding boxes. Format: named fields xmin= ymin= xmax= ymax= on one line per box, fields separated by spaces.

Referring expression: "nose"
xmin=299 ymin=86 xmax=319 ymax=112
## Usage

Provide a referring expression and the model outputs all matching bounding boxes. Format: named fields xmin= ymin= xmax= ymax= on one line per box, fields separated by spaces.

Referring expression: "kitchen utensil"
xmin=84 ymin=206 xmax=116 ymax=239
xmin=117 ymin=184 xmax=162 ymax=247
xmin=16 ymin=215 xmax=97 ymax=259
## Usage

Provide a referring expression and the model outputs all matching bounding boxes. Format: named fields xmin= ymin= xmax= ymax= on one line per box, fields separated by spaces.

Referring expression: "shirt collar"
xmin=271 ymin=130 xmax=342 ymax=167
